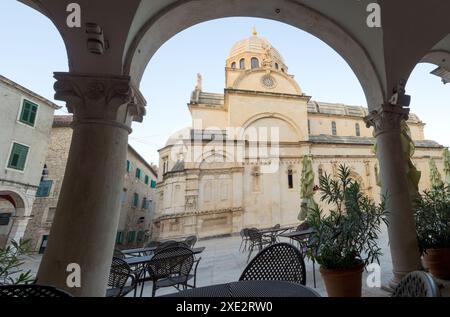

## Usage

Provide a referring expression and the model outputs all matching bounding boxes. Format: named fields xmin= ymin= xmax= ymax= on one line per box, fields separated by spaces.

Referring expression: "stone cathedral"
xmin=152 ymin=30 xmax=445 ymax=240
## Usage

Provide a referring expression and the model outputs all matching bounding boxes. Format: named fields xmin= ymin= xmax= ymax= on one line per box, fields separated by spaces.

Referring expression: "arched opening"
xmin=0 ymin=191 xmax=26 ymax=247
xmin=251 ymin=57 xmax=259 ymax=69
xmin=239 ymin=58 xmax=245 ymax=69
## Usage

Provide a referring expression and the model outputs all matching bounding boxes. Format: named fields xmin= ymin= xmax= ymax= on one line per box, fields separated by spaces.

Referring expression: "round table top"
xmin=163 ymin=280 xmax=321 ymax=297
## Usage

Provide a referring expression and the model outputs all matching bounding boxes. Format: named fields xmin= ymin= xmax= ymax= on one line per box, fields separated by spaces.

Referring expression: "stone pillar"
xmin=365 ymin=103 xmax=422 ymax=287
xmin=36 ymin=73 xmax=145 ymax=296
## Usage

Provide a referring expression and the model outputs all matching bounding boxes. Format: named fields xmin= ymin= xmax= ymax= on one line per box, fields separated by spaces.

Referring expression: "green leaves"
xmin=306 ymin=165 xmax=387 ymax=269
xmin=413 ymin=184 xmax=450 ymax=253
xmin=0 ymin=239 xmax=35 ymax=285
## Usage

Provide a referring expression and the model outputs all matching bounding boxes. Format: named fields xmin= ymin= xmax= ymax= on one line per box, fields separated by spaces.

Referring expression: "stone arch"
xmin=124 ymin=0 xmax=384 ymax=109
xmin=240 ymin=112 xmax=304 ymax=141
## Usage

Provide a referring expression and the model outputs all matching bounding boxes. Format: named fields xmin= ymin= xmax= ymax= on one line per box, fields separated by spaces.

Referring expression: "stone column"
xmin=365 ymin=103 xmax=422 ymax=287
xmin=36 ymin=73 xmax=145 ymax=296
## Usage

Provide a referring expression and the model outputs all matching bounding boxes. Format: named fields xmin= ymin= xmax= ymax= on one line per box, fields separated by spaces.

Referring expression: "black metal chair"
xmin=239 ymin=243 xmax=306 ymax=285
xmin=239 ymin=228 xmax=250 ymax=252
xmin=184 ymin=235 xmax=197 ymax=248
xmin=246 ymin=228 xmax=272 ymax=263
xmin=146 ymin=240 xmax=161 ymax=248
xmin=291 ymin=221 xmax=316 ymax=287
xmin=139 ymin=245 xmax=195 ymax=297
xmin=392 ymin=271 xmax=441 ymax=297
xmin=113 ymin=248 xmax=126 ymax=259
xmin=0 ymin=284 xmax=72 ymax=297
xmin=106 ymin=257 xmax=138 ymax=297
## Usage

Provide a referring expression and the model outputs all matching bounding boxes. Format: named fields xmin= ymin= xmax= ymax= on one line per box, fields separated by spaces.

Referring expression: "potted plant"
xmin=0 ymin=239 xmax=34 ymax=285
xmin=306 ymin=165 xmax=387 ymax=297
xmin=413 ymin=184 xmax=450 ymax=280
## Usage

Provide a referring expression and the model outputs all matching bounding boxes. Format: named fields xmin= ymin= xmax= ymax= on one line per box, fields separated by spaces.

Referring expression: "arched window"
xmin=239 ymin=58 xmax=245 ymax=69
xmin=231 ymin=62 xmax=236 ymax=69
xmin=275 ymin=63 xmax=279 ymax=70
xmin=281 ymin=68 xmax=285 ymax=72
xmin=288 ymin=169 xmax=294 ymax=189
xmin=251 ymin=57 xmax=259 ymax=69
xmin=355 ymin=123 xmax=361 ymax=136
xmin=331 ymin=121 xmax=337 ymax=136
xmin=307 ymin=120 xmax=311 ymax=135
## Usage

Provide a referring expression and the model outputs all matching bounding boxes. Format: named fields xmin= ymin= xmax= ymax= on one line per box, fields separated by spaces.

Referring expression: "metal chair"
xmin=246 ymin=228 xmax=272 ymax=263
xmin=392 ymin=271 xmax=441 ymax=297
xmin=184 ymin=235 xmax=197 ymax=248
xmin=106 ymin=257 xmax=138 ymax=297
xmin=239 ymin=228 xmax=250 ymax=252
xmin=145 ymin=240 xmax=161 ymax=248
xmin=113 ymin=248 xmax=126 ymax=259
xmin=239 ymin=243 xmax=306 ymax=285
xmin=139 ymin=245 xmax=195 ymax=297
xmin=0 ymin=284 xmax=72 ymax=297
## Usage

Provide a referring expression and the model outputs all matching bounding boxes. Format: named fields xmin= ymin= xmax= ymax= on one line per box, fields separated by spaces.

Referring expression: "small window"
xmin=281 ymin=68 xmax=285 ymax=72
xmin=150 ymin=180 xmax=157 ymax=189
xmin=144 ymin=175 xmax=149 ymax=185
xmin=308 ymin=120 xmax=311 ymax=135
xmin=275 ymin=63 xmax=279 ymax=70
xmin=126 ymin=160 xmax=132 ymax=172
xmin=116 ymin=231 xmax=123 ymax=244
xmin=19 ymin=99 xmax=38 ymax=127
xmin=7 ymin=143 xmax=29 ymax=171
xmin=142 ymin=197 xmax=148 ymax=209
xmin=355 ymin=123 xmax=361 ymax=137
xmin=331 ymin=121 xmax=337 ymax=136
xmin=133 ymin=193 xmax=139 ymax=207
xmin=288 ymin=169 xmax=294 ymax=189
xmin=251 ymin=57 xmax=259 ymax=69
xmin=46 ymin=207 xmax=56 ymax=222
xmin=36 ymin=180 xmax=53 ymax=197
xmin=239 ymin=58 xmax=245 ymax=69
xmin=231 ymin=62 xmax=236 ymax=69
xmin=127 ymin=231 xmax=136 ymax=243
xmin=135 ymin=168 xmax=141 ymax=179
xmin=0 ymin=213 xmax=11 ymax=226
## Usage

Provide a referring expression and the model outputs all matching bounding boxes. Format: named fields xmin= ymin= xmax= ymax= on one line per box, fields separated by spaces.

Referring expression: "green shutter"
xmin=116 ymin=231 xmax=123 ymax=244
xmin=8 ymin=143 xmax=29 ymax=171
xmin=150 ymin=180 xmax=156 ymax=188
xmin=137 ymin=231 xmax=144 ymax=242
xmin=126 ymin=160 xmax=131 ymax=172
xmin=36 ymin=180 xmax=53 ymax=197
xmin=128 ymin=231 xmax=136 ymax=243
xmin=145 ymin=175 xmax=149 ymax=185
xmin=20 ymin=100 xmax=38 ymax=126
xmin=136 ymin=168 xmax=141 ymax=179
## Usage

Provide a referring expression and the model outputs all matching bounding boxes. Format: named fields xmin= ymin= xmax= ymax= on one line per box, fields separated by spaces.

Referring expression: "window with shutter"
xmin=133 ymin=193 xmax=139 ymax=207
xmin=36 ymin=180 xmax=53 ymax=197
xmin=136 ymin=168 xmax=141 ymax=179
xmin=127 ymin=231 xmax=136 ymax=243
xmin=19 ymin=100 xmax=38 ymax=126
xmin=7 ymin=143 xmax=29 ymax=171
xmin=145 ymin=175 xmax=149 ymax=185
xmin=150 ymin=180 xmax=157 ymax=188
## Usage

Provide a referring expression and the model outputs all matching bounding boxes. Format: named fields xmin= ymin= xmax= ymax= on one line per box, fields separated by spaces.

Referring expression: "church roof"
xmin=229 ymin=29 xmax=285 ymax=64
xmin=309 ymin=135 xmax=442 ymax=148
xmin=307 ymin=100 xmax=423 ymax=124
xmin=197 ymin=92 xmax=224 ymax=106
xmin=170 ymin=160 xmax=185 ymax=173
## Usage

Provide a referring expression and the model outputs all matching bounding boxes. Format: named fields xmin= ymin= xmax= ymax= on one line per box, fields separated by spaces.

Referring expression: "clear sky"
xmin=1 ymin=1 xmax=448 ymax=166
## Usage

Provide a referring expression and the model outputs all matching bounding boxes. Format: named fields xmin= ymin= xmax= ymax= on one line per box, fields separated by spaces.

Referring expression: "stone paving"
xmin=21 ymin=224 xmax=450 ymax=297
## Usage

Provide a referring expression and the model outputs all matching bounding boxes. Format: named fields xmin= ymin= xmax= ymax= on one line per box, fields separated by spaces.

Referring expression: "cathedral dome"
xmin=227 ymin=28 xmax=288 ymax=72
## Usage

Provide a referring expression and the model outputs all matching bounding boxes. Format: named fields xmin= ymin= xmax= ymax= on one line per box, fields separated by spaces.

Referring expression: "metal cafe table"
xmin=258 ymin=226 xmax=294 ymax=243
xmin=124 ymin=246 xmax=206 ymax=266
xmin=164 ymin=280 xmax=320 ymax=297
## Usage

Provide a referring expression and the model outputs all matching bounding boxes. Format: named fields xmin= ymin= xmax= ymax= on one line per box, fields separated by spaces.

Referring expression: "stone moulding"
xmin=154 ymin=207 xmax=243 ymax=222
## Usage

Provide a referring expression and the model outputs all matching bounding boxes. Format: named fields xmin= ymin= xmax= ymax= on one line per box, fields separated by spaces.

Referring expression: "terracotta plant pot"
xmin=320 ymin=263 xmax=364 ymax=297
xmin=423 ymin=248 xmax=450 ymax=280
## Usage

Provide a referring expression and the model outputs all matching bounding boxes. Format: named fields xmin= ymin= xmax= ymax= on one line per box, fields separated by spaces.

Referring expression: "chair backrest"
xmin=146 ymin=240 xmax=161 ymax=248
xmin=296 ymin=221 xmax=310 ymax=232
xmin=392 ymin=271 xmax=441 ymax=297
xmin=0 ymin=284 xmax=72 ymax=297
xmin=273 ymin=224 xmax=281 ymax=229
xmin=147 ymin=246 xmax=194 ymax=282
xmin=108 ymin=257 xmax=133 ymax=294
xmin=155 ymin=240 xmax=179 ymax=251
xmin=242 ymin=228 xmax=250 ymax=238
xmin=184 ymin=235 xmax=197 ymax=248
xmin=113 ymin=248 xmax=125 ymax=259
xmin=239 ymin=243 xmax=306 ymax=285
xmin=246 ymin=228 xmax=263 ymax=242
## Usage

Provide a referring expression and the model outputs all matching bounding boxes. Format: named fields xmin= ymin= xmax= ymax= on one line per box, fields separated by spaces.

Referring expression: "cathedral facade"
xmin=152 ymin=31 xmax=445 ymax=240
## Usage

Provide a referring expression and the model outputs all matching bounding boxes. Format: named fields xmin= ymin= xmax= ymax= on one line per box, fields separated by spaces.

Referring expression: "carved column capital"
xmin=53 ymin=72 xmax=146 ymax=132
xmin=364 ymin=104 xmax=410 ymax=136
